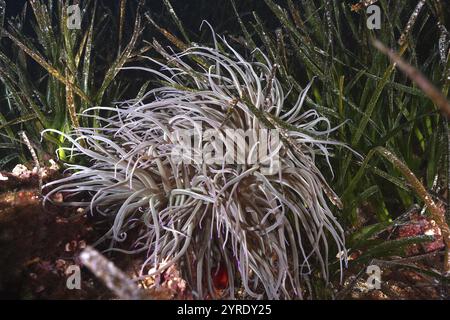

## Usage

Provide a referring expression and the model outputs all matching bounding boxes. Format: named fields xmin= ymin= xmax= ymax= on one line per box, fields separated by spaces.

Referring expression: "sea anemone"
xmin=43 ymin=30 xmax=349 ymax=299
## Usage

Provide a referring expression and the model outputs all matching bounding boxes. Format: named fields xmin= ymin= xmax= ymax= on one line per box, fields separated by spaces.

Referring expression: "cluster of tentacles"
xmin=44 ymin=33 xmax=349 ymax=299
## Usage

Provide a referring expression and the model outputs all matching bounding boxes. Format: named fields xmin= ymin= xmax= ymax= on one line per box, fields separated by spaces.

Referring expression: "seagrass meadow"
xmin=0 ymin=0 xmax=449 ymax=300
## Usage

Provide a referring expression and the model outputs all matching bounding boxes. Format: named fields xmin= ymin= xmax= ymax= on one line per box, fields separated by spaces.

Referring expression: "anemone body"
xmin=44 ymin=34 xmax=348 ymax=299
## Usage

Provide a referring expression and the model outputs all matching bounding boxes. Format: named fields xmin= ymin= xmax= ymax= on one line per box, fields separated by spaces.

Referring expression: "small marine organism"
xmin=44 ymin=32 xmax=350 ymax=299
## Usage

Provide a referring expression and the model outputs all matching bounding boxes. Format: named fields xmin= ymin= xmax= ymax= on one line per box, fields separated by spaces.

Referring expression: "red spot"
xmin=212 ymin=264 xmax=228 ymax=290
